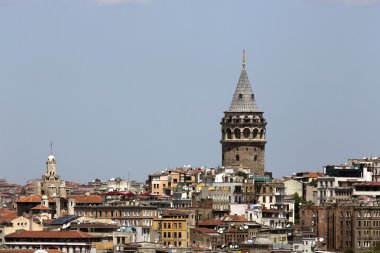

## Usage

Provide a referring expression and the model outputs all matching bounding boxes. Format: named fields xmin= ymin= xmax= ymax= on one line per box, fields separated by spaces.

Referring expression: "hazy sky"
xmin=1 ymin=0 xmax=379 ymax=184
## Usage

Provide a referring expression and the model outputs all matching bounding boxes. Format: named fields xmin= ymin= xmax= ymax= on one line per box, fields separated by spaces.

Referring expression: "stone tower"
xmin=39 ymin=154 xmax=66 ymax=198
xmin=220 ymin=51 xmax=267 ymax=175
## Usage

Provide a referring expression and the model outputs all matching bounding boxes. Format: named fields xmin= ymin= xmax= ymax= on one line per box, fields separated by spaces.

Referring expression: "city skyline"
xmin=1 ymin=0 xmax=379 ymax=184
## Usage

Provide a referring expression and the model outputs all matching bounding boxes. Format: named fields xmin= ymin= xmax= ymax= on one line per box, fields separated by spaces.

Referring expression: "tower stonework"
xmin=38 ymin=154 xmax=67 ymax=198
xmin=221 ymin=51 xmax=267 ymax=175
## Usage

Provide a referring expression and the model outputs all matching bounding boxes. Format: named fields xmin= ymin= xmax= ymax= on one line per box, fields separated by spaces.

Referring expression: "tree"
xmin=293 ymin=192 xmax=302 ymax=224
xmin=344 ymin=247 xmax=353 ymax=253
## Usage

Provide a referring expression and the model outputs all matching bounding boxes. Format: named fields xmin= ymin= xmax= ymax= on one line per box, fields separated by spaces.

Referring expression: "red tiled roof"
xmin=0 ymin=213 xmax=17 ymax=222
xmin=161 ymin=209 xmax=193 ymax=216
xmin=31 ymin=205 xmax=51 ymax=210
xmin=0 ymin=208 xmax=15 ymax=216
xmin=6 ymin=230 xmax=97 ymax=239
xmin=198 ymin=219 xmax=226 ymax=226
xmin=16 ymin=194 xmax=55 ymax=203
xmin=221 ymin=215 xmax=247 ymax=222
xmin=0 ymin=208 xmax=17 ymax=223
xmin=191 ymin=227 xmax=217 ymax=234
xmin=306 ymin=172 xmax=323 ymax=178
xmin=67 ymin=195 xmax=103 ymax=203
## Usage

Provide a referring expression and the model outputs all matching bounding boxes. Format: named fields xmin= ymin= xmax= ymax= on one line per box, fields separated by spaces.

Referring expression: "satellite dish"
xmin=244 ymin=225 xmax=249 ymax=229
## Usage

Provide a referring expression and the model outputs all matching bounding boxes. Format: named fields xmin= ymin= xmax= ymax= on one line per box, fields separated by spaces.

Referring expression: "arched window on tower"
xmin=226 ymin=128 xmax=232 ymax=139
xmin=234 ymin=129 xmax=241 ymax=139
xmin=236 ymin=155 xmax=240 ymax=161
xmin=260 ymin=129 xmax=264 ymax=139
xmin=243 ymin=128 xmax=250 ymax=139
xmin=252 ymin=128 xmax=258 ymax=139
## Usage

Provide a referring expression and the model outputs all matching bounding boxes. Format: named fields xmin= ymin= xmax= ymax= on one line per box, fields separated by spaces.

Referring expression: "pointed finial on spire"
xmin=50 ymin=141 xmax=53 ymax=155
xmin=242 ymin=49 xmax=246 ymax=69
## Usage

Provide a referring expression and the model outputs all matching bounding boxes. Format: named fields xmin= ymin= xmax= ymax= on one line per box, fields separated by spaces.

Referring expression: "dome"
xmin=253 ymin=236 xmax=272 ymax=245
xmin=47 ymin=155 xmax=55 ymax=161
xmin=41 ymin=195 xmax=48 ymax=200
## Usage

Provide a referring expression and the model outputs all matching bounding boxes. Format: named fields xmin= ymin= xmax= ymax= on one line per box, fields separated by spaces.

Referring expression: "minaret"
xmin=220 ymin=50 xmax=267 ymax=175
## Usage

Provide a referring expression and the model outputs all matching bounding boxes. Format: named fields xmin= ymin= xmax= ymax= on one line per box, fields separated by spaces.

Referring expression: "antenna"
xmin=242 ymin=49 xmax=246 ymax=69
xmin=50 ymin=141 xmax=53 ymax=155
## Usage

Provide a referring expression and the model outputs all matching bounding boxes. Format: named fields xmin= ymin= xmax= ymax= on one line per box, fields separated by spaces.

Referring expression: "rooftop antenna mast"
xmin=242 ymin=49 xmax=246 ymax=69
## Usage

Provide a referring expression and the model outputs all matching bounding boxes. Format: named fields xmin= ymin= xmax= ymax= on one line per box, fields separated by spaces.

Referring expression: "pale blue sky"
xmin=0 ymin=0 xmax=379 ymax=184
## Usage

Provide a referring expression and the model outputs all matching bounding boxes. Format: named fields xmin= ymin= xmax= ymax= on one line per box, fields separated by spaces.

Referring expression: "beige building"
xmin=2 ymin=216 xmax=43 ymax=236
xmin=152 ymin=209 xmax=196 ymax=248
xmin=283 ymin=178 xmax=303 ymax=197
xmin=255 ymin=182 xmax=285 ymax=209
xmin=147 ymin=169 xmax=196 ymax=196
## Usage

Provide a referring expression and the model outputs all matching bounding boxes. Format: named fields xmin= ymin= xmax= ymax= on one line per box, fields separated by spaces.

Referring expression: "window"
xmin=234 ymin=129 xmax=241 ymax=139
xmin=243 ymin=128 xmax=250 ymax=138
xmin=236 ymin=155 xmax=240 ymax=161
xmin=178 ymin=232 xmax=182 ymax=238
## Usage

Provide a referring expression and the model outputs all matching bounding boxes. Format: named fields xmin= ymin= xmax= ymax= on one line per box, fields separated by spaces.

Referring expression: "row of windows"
xmin=357 ymin=220 xmax=380 ymax=227
xmin=163 ymin=222 xmax=183 ymax=229
xmin=319 ymin=190 xmax=334 ymax=197
xmin=358 ymin=230 xmax=380 ymax=237
xmin=14 ymin=222 xmax=28 ymax=226
xmin=224 ymin=128 xmax=265 ymax=140
xmin=319 ymin=181 xmax=334 ymax=187
xmin=89 ymin=210 xmax=155 ymax=217
xmin=163 ymin=231 xmax=182 ymax=238
xmin=357 ymin=211 xmax=380 ymax=218
xmin=358 ymin=240 xmax=378 ymax=248
xmin=163 ymin=241 xmax=183 ymax=247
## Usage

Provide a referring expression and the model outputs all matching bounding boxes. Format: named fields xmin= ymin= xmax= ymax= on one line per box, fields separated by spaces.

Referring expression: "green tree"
xmin=344 ymin=247 xmax=353 ymax=253
xmin=293 ymin=192 xmax=302 ymax=224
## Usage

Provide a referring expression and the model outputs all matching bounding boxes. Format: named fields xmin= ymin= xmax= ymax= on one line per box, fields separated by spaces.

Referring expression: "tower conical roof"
xmin=228 ymin=51 xmax=259 ymax=112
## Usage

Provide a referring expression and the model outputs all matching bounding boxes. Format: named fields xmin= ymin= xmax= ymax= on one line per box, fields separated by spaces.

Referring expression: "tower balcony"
xmin=220 ymin=139 xmax=266 ymax=144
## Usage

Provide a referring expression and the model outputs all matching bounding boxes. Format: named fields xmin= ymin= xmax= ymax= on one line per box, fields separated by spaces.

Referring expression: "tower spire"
xmin=242 ymin=49 xmax=246 ymax=69
xmin=228 ymin=50 xmax=259 ymax=112
xmin=50 ymin=141 xmax=53 ymax=155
